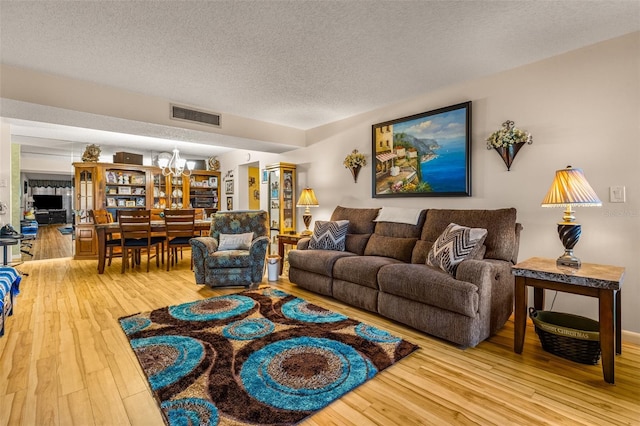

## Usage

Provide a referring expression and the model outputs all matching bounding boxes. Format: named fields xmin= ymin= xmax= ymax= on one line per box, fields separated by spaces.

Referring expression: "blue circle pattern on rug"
xmin=120 ymin=316 xmax=151 ymax=336
xmin=161 ymin=398 xmax=219 ymax=426
xmin=169 ymin=295 xmax=255 ymax=321
xmin=355 ymin=323 xmax=402 ymax=344
xmin=261 ymin=288 xmax=288 ymax=298
xmin=132 ymin=335 xmax=204 ymax=390
xmin=282 ymin=298 xmax=348 ymax=323
xmin=223 ymin=318 xmax=275 ymax=340
xmin=240 ymin=336 xmax=377 ymax=411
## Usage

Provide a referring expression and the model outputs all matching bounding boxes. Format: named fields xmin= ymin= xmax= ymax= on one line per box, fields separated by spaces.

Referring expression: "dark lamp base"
xmin=556 ymin=223 xmax=582 ymax=269
xmin=557 ymin=253 xmax=581 ymax=269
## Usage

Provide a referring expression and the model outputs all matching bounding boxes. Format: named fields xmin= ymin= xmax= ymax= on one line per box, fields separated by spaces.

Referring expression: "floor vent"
xmin=170 ymin=104 xmax=221 ymax=127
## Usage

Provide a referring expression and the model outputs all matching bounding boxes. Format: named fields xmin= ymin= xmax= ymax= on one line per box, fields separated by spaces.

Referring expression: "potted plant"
xmin=343 ymin=149 xmax=367 ymax=182
xmin=486 ymin=120 xmax=533 ymax=171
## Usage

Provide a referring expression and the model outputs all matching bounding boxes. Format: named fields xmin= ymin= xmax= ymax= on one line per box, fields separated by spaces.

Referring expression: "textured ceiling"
xmin=1 ymin=1 xmax=639 ymax=156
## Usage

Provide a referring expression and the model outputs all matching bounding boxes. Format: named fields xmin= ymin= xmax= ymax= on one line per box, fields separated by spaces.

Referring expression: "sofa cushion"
xmin=333 ymin=255 xmax=402 ymax=289
xmin=344 ymin=234 xmax=371 ymax=256
xmin=309 ymin=220 xmax=349 ymax=251
xmin=426 ymin=223 xmax=488 ymax=275
xmin=378 ymin=264 xmax=479 ymax=318
xmin=330 ymin=206 xmax=380 ymax=234
xmin=288 ymin=249 xmax=355 ymax=277
xmin=329 ymin=206 xmax=381 ymax=255
xmin=373 ymin=209 xmax=426 ymax=239
xmin=206 ymin=250 xmax=252 ymax=268
xmin=364 ymin=234 xmax=418 ymax=263
xmin=421 ymin=208 xmax=517 ymax=262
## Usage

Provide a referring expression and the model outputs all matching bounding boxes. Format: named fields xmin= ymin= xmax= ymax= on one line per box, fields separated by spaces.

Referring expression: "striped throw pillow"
xmin=427 ymin=223 xmax=488 ymax=276
xmin=309 ymin=220 xmax=349 ymax=251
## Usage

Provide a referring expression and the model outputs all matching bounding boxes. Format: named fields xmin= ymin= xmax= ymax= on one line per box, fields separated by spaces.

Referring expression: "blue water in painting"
xmin=420 ymin=138 xmax=467 ymax=192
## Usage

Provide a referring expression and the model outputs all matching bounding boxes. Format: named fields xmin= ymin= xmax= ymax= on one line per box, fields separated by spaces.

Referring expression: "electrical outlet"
xmin=610 ymin=186 xmax=626 ymax=203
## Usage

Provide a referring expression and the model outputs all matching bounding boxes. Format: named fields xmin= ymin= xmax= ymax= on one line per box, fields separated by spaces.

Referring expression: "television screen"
xmin=33 ymin=195 xmax=63 ymax=210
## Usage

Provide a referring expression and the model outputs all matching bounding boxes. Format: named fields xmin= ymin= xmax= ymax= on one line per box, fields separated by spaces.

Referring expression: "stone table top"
xmin=512 ymin=257 xmax=625 ymax=290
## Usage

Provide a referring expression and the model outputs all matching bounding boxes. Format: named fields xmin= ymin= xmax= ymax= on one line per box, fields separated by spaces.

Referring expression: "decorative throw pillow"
xmin=426 ymin=223 xmax=488 ymax=276
xmin=218 ymin=232 xmax=253 ymax=251
xmin=309 ymin=220 xmax=349 ymax=251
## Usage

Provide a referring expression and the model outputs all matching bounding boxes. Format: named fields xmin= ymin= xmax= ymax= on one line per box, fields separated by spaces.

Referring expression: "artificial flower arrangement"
xmin=343 ymin=149 xmax=367 ymax=169
xmin=486 ymin=120 xmax=532 ymax=149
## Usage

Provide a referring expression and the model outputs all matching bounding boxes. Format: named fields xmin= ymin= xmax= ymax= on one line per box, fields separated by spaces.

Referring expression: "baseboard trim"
xmin=623 ymin=330 xmax=640 ymax=346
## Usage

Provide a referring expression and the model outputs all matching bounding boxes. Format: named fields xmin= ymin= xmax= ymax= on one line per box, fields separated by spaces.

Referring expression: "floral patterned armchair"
xmin=190 ymin=210 xmax=269 ymax=287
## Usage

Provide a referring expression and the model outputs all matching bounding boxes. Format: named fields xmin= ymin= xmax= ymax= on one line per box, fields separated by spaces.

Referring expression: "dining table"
xmin=94 ymin=219 xmax=212 ymax=274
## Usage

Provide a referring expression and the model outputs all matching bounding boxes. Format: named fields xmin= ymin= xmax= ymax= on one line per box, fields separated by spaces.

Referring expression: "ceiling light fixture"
xmin=157 ymin=148 xmax=196 ymax=177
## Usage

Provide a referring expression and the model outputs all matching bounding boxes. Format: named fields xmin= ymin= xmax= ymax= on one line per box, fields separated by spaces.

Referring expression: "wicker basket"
xmin=529 ymin=308 xmax=601 ymax=365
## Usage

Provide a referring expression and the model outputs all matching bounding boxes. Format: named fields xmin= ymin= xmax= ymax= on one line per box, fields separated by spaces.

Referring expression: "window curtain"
xmin=28 ymin=180 xmax=72 ymax=188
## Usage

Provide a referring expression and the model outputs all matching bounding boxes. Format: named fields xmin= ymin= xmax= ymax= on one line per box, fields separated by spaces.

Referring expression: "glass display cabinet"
xmin=266 ymin=162 xmax=296 ymax=252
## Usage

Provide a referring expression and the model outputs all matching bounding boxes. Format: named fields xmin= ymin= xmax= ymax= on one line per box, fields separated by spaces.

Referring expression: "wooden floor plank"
xmin=1 ymin=255 xmax=639 ymax=425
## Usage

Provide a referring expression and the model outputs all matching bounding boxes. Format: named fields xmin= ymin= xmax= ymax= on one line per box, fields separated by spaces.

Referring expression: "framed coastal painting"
xmin=371 ymin=101 xmax=471 ymax=198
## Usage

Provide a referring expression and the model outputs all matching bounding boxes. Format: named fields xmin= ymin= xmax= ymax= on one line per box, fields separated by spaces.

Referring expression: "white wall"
xmin=222 ymin=33 xmax=640 ymax=335
xmin=0 ymin=124 xmax=11 ymax=227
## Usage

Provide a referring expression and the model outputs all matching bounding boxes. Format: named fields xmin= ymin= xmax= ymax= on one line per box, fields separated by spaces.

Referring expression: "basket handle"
xmin=528 ymin=307 xmax=538 ymax=319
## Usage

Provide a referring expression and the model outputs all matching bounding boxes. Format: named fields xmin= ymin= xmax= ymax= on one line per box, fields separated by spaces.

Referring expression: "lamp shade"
xmin=541 ymin=166 xmax=602 ymax=207
xmin=296 ymin=188 xmax=319 ymax=207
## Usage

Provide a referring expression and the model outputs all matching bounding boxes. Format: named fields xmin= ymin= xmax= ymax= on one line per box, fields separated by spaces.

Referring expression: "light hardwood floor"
xmin=20 ymin=224 xmax=74 ymax=261
xmin=1 ymin=256 xmax=639 ymax=425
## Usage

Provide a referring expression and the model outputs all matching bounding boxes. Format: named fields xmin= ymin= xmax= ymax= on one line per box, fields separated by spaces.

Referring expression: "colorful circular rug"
xmin=119 ymin=287 xmax=418 ymax=425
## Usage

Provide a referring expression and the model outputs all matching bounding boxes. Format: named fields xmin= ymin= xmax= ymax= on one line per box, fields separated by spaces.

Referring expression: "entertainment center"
xmin=34 ymin=209 xmax=67 ymax=225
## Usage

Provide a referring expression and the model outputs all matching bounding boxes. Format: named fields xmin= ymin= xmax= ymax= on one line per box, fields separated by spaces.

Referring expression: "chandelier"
xmin=157 ymin=148 xmax=196 ymax=177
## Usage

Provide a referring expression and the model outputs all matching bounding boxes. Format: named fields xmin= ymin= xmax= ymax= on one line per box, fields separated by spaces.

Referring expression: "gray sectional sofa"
xmin=288 ymin=206 xmax=522 ymax=348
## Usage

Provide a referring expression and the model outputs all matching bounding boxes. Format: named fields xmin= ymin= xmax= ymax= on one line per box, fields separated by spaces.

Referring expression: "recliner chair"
xmin=190 ymin=210 xmax=269 ymax=287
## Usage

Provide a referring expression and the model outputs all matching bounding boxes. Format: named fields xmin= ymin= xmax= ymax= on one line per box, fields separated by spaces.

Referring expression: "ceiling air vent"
xmin=170 ymin=104 xmax=221 ymax=127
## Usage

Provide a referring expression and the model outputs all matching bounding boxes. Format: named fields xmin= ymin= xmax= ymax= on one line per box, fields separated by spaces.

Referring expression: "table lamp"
xmin=541 ymin=166 xmax=602 ymax=268
xmin=296 ymin=188 xmax=319 ymax=236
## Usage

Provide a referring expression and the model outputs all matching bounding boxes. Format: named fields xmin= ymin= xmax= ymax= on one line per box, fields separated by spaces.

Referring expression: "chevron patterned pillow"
xmin=309 ymin=220 xmax=350 ymax=251
xmin=427 ymin=223 xmax=488 ymax=276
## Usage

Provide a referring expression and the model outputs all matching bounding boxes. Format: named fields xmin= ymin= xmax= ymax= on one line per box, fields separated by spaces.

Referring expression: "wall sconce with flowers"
xmin=486 ymin=120 xmax=533 ymax=171
xmin=343 ymin=149 xmax=367 ymax=183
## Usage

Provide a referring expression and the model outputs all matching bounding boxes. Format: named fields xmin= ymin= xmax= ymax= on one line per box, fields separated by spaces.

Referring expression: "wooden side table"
xmin=512 ymin=257 xmax=625 ymax=384
xmin=277 ymin=234 xmax=305 ymax=275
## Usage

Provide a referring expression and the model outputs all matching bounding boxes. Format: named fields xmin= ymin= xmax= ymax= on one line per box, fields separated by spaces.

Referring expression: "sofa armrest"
xmin=296 ymin=237 xmax=311 ymax=250
xmin=455 ymin=259 xmax=498 ymax=288
xmin=456 ymin=258 xmax=514 ymax=334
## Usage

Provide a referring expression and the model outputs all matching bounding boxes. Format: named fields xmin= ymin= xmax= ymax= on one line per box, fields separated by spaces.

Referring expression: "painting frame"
xmin=372 ymin=101 xmax=472 ymax=198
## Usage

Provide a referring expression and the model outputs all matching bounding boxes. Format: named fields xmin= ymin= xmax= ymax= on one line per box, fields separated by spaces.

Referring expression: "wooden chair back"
xmin=164 ymin=209 xmax=196 ymax=240
xmin=118 ymin=210 xmax=152 ymax=241
xmin=90 ymin=209 xmax=111 ymax=225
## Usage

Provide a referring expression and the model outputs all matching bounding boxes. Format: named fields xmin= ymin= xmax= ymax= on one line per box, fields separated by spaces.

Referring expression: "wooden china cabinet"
xmin=72 ymin=162 xmax=220 ymax=259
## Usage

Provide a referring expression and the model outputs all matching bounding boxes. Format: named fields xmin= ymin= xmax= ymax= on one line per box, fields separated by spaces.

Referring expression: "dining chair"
xmin=118 ymin=210 xmax=164 ymax=273
xmin=89 ymin=209 xmax=121 ymax=267
xmin=164 ymin=209 xmax=196 ymax=271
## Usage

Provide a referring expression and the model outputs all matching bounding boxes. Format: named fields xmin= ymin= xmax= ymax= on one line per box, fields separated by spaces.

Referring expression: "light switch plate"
xmin=610 ymin=186 xmax=626 ymax=203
